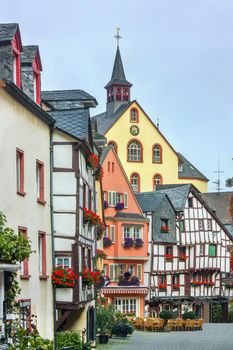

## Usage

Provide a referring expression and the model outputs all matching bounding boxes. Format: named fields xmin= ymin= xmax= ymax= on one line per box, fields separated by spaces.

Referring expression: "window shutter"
xmin=137 ymin=264 xmax=142 ymax=281
xmin=124 ymin=192 xmax=128 ymax=208
xmin=110 ymin=225 xmax=115 ymax=243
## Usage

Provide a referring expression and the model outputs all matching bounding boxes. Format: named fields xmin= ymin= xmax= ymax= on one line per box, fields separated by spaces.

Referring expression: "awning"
xmin=102 ymin=286 xmax=149 ymax=295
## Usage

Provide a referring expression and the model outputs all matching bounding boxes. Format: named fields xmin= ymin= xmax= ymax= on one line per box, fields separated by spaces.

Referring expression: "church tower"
xmin=105 ymin=29 xmax=132 ymax=117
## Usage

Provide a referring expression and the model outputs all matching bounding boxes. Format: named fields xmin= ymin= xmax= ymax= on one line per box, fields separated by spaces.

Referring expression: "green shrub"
xmin=182 ymin=311 xmax=196 ymax=320
xmin=8 ymin=326 xmax=53 ymax=350
xmin=56 ymin=331 xmax=82 ymax=350
xmin=159 ymin=310 xmax=174 ymax=321
xmin=211 ymin=304 xmax=222 ymax=323
xmin=96 ymin=303 xmax=116 ymax=335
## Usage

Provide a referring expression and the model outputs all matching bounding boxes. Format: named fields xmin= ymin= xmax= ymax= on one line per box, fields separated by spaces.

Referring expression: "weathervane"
xmin=114 ymin=27 xmax=122 ymax=46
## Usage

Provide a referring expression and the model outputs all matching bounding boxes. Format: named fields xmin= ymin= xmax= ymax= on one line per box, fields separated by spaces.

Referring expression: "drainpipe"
xmin=49 ymin=125 xmax=57 ymax=349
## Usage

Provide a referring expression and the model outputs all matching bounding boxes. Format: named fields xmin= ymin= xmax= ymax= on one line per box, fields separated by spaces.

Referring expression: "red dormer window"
xmin=12 ymin=32 xmax=21 ymax=88
xmin=32 ymin=52 xmax=42 ymax=104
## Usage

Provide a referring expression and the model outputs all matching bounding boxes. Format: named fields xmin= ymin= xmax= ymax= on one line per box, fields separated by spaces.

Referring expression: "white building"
xmin=137 ymin=184 xmax=233 ymax=322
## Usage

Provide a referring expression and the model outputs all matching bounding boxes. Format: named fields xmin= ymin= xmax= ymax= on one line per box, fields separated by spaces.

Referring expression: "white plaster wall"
xmin=0 ymin=89 xmax=53 ymax=339
xmin=53 ymin=172 xmax=76 ymax=195
xmin=53 ymin=144 xmax=73 ymax=169
xmin=54 ymin=213 xmax=76 ymax=236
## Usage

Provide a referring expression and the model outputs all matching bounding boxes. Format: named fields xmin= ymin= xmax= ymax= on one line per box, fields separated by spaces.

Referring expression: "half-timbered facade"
xmin=137 ymin=184 xmax=233 ymax=322
xmin=100 ymin=147 xmax=149 ymax=317
xmin=42 ymin=90 xmax=98 ymax=341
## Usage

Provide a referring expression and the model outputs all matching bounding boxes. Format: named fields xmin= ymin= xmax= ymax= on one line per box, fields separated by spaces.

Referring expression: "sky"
xmin=1 ymin=0 xmax=233 ymax=192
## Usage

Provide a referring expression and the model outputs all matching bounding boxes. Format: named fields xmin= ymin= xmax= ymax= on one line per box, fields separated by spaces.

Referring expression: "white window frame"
xmin=128 ymin=141 xmax=141 ymax=161
xmin=123 ymin=225 xmax=142 ymax=240
xmin=115 ymin=298 xmax=137 ymax=315
xmin=109 ymin=264 xmax=119 ymax=281
xmin=108 ymin=191 xmax=117 ymax=206
xmin=55 ymin=256 xmax=71 ymax=268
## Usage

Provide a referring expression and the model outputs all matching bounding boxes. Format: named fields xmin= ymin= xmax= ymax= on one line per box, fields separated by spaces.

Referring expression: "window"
xmin=160 ymin=218 xmax=169 ymax=232
xmin=19 ymin=300 xmax=31 ymax=330
xmin=134 ymin=227 xmax=142 ymax=239
xmin=116 ymin=193 xmax=123 ymax=203
xmin=128 ymin=141 xmax=142 ymax=162
xmin=110 ymin=225 xmax=115 ymax=243
xmin=38 ymin=232 xmax=47 ymax=277
xmin=128 ymin=264 xmax=134 ymax=275
xmin=12 ymin=34 xmax=21 ymax=88
xmin=172 ymin=274 xmax=179 ymax=285
xmin=55 ymin=256 xmax=71 ymax=268
xmin=112 ymin=162 xmax=114 ymax=172
xmin=88 ymin=189 xmax=92 ymax=210
xmin=207 ymin=219 xmax=212 ymax=230
xmin=158 ymin=275 xmax=167 ymax=285
xmin=178 ymin=161 xmax=183 ymax=172
xmin=108 ymin=141 xmax=118 ymax=154
xmin=124 ymin=226 xmax=131 ymax=239
xmin=16 ymin=148 xmax=25 ymax=196
xmin=200 ymin=244 xmax=204 ymax=256
xmin=103 ymin=264 xmax=107 ymax=276
xmin=108 ymin=191 xmax=116 ymax=206
xmin=137 ymin=264 xmax=142 ymax=281
xmin=109 ymin=264 xmax=119 ymax=281
xmin=108 ymin=161 xmax=110 ymax=172
xmin=153 ymin=174 xmax=162 ymax=190
xmin=130 ymin=173 xmax=140 ymax=192
xmin=188 ymin=197 xmax=193 ymax=208
xmin=115 ymin=298 xmax=137 ymax=315
xmin=209 ymin=244 xmax=217 ymax=257
xmin=19 ymin=227 xmax=29 ymax=278
xmin=123 ymin=226 xmax=142 ymax=240
xmin=36 ymin=160 xmax=45 ymax=203
xmin=152 ymin=144 xmax=162 ymax=163
xmin=130 ymin=108 xmax=138 ymax=123
xmin=165 ymin=246 xmax=173 ymax=256
xmin=179 ymin=220 xmax=185 ymax=232
xmin=83 ymin=183 xmax=86 ymax=208
xmin=179 ymin=246 xmax=186 ymax=256
xmin=124 ymin=193 xmax=128 ymax=208
xmin=199 ymin=220 xmax=204 ymax=231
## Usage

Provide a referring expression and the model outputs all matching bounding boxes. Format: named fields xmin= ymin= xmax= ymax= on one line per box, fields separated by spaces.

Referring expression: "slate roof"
xmin=91 ymin=102 xmax=131 ymax=135
xmin=48 ymin=108 xmax=90 ymax=140
xmin=0 ymin=23 xmax=19 ymax=43
xmin=99 ymin=146 xmax=110 ymax=165
xmin=42 ymin=90 xmax=97 ymax=104
xmin=202 ymin=192 xmax=233 ymax=224
xmin=156 ymin=184 xmax=191 ymax=211
xmin=21 ymin=45 xmax=42 ymax=69
xmin=178 ymin=153 xmax=208 ymax=181
xmin=105 ymin=46 xmax=132 ymax=88
xmin=136 ymin=192 xmax=167 ymax=212
xmin=114 ymin=212 xmax=145 ymax=220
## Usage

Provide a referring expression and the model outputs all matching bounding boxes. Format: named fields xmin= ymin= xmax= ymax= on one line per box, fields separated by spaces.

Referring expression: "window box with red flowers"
xmin=87 ymin=153 xmax=99 ymax=170
xmin=51 ymin=266 xmax=78 ymax=288
xmin=164 ymin=254 xmax=174 ymax=261
xmin=178 ymin=254 xmax=188 ymax=261
xmin=190 ymin=280 xmax=202 ymax=286
xmin=172 ymin=283 xmax=180 ymax=290
xmin=203 ymin=281 xmax=215 ymax=286
xmin=96 ymin=249 xmax=107 ymax=260
xmin=83 ymin=208 xmax=102 ymax=227
xmin=159 ymin=283 xmax=167 ymax=291
xmin=160 ymin=226 xmax=169 ymax=233
xmin=82 ymin=269 xmax=101 ymax=288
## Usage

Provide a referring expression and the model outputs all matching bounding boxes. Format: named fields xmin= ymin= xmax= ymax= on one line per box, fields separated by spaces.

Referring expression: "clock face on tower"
xmin=130 ymin=125 xmax=140 ymax=136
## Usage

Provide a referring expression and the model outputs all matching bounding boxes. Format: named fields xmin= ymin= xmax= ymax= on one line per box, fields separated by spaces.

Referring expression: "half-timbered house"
xmin=42 ymin=90 xmax=99 ymax=342
xmin=137 ymin=184 xmax=233 ymax=322
xmin=100 ymin=146 xmax=149 ymax=317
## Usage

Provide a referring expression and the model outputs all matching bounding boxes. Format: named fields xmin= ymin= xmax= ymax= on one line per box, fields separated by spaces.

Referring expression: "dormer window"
xmin=12 ymin=35 xmax=21 ymax=87
xmin=178 ymin=161 xmax=183 ymax=172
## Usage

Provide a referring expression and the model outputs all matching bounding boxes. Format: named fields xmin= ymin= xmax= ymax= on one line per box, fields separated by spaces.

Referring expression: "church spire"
xmin=105 ymin=28 xmax=132 ymax=116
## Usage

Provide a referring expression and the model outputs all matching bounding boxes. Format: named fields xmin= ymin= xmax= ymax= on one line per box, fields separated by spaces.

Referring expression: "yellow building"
xmin=92 ymin=44 xmax=208 ymax=193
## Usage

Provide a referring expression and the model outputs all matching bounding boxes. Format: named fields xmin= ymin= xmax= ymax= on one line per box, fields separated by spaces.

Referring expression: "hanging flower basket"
xmin=51 ymin=266 xmax=78 ymax=288
xmin=95 ymin=166 xmax=104 ymax=181
xmin=96 ymin=249 xmax=107 ymax=260
xmin=97 ymin=223 xmax=105 ymax=240
xmin=83 ymin=208 xmax=102 ymax=226
xmin=82 ymin=269 xmax=101 ymax=287
xmin=160 ymin=226 xmax=169 ymax=233
xmin=123 ymin=237 xmax=134 ymax=248
xmin=103 ymin=236 xmax=112 ymax=248
xmin=134 ymin=238 xmax=144 ymax=248
xmin=115 ymin=202 xmax=124 ymax=210
xmin=87 ymin=153 xmax=99 ymax=170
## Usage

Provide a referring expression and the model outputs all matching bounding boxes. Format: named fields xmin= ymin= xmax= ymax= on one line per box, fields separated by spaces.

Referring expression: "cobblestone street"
xmin=97 ymin=324 xmax=233 ymax=350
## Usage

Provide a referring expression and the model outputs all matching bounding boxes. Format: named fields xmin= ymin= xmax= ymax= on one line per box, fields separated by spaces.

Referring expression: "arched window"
xmin=131 ymin=173 xmax=140 ymax=192
xmin=152 ymin=144 xmax=162 ymax=163
xmin=153 ymin=174 xmax=162 ymax=190
xmin=130 ymin=108 xmax=139 ymax=123
xmin=128 ymin=140 xmax=142 ymax=162
xmin=108 ymin=141 xmax=118 ymax=154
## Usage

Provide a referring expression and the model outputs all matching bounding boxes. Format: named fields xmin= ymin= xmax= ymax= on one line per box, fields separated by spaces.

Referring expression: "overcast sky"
xmin=1 ymin=0 xmax=233 ymax=192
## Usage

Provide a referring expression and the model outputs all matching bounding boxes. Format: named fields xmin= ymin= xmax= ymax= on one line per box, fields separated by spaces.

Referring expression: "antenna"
xmin=213 ymin=156 xmax=224 ymax=192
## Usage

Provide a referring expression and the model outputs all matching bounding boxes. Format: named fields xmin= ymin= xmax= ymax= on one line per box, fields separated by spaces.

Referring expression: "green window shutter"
xmin=209 ymin=244 xmax=216 ymax=257
xmin=124 ymin=192 xmax=128 ymax=208
xmin=179 ymin=220 xmax=185 ymax=232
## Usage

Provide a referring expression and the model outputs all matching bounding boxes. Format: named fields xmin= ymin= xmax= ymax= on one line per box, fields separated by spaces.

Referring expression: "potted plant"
xmin=96 ymin=304 xmax=116 ymax=344
xmin=103 ymin=236 xmax=112 ymax=248
xmin=115 ymin=202 xmax=124 ymax=210
xmin=172 ymin=283 xmax=180 ymax=290
xmin=123 ymin=237 xmax=134 ymax=248
xmin=164 ymin=253 xmax=173 ymax=261
xmin=112 ymin=311 xmax=134 ymax=337
xmin=159 ymin=310 xmax=174 ymax=331
xmin=160 ymin=225 xmax=169 ymax=233
xmin=158 ymin=283 xmax=167 ymax=291
xmin=134 ymin=238 xmax=144 ymax=248
xmin=87 ymin=153 xmax=99 ymax=170
xmin=82 ymin=269 xmax=100 ymax=287
xmin=178 ymin=254 xmax=188 ymax=261
xmin=182 ymin=311 xmax=195 ymax=320
xmin=83 ymin=208 xmax=102 ymax=227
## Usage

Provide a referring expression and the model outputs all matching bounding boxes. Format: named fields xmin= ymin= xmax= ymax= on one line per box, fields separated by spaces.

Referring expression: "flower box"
xmin=103 ymin=236 xmax=112 ymax=248
xmin=82 ymin=269 xmax=101 ymax=287
xmin=87 ymin=153 xmax=99 ymax=170
xmin=123 ymin=237 xmax=134 ymax=248
xmin=134 ymin=238 xmax=144 ymax=248
xmin=115 ymin=202 xmax=124 ymax=210
xmin=172 ymin=284 xmax=180 ymax=290
xmin=160 ymin=226 xmax=169 ymax=233
xmin=83 ymin=208 xmax=102 ymax=226
xmin=165 ymin=254 xmax=174 ymax=261
xmin=56 ymin=287 xmax=73 ymax=302
xmin=178 ymin=254 xmax=188 ymax=261
xmin=159 ymin=283 xmax=167 ymax=291
xmin=51 ymin=266 xmax=78 ymax=288
xmin=190 ymin=281 xmax=202 ymax=286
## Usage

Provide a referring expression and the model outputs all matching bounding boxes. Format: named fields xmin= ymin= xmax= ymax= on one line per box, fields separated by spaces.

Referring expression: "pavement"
xmin=96 ymin=324 xmax=233 ymax=350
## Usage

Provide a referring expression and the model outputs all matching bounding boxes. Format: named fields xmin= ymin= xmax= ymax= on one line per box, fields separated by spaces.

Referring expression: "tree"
xmin=226 ymin=177 xmax=233 ymax=187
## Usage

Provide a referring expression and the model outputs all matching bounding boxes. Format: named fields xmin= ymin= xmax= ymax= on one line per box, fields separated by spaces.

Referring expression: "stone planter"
xmin=56 ymin=287 xmax=73 ymax=302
